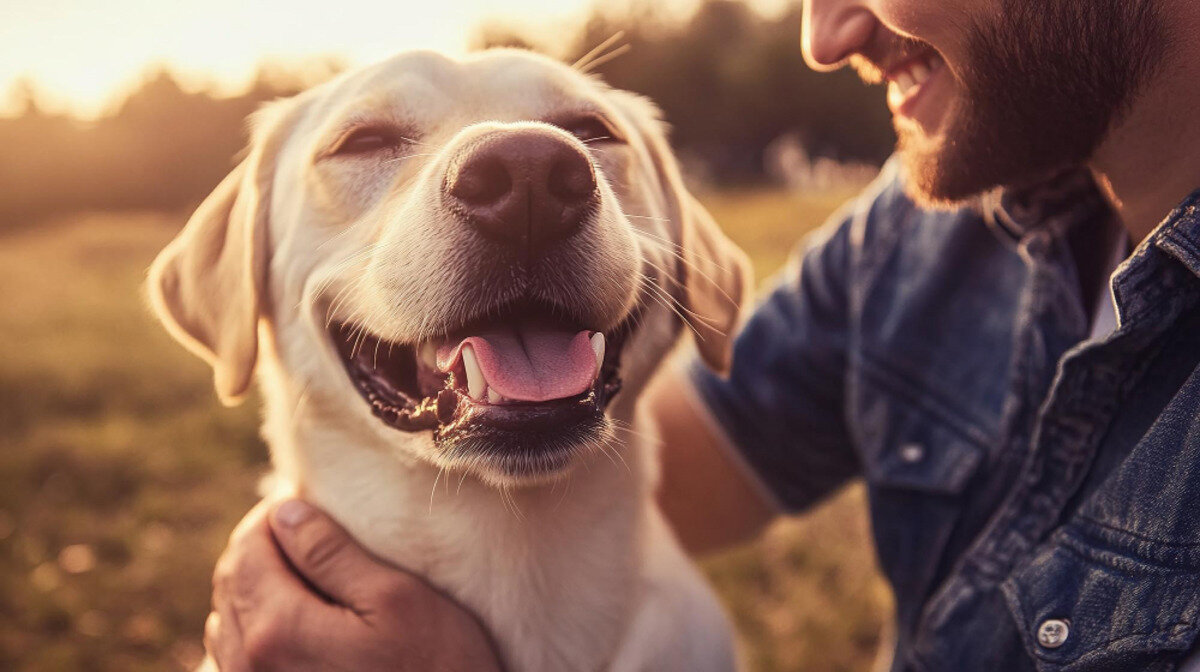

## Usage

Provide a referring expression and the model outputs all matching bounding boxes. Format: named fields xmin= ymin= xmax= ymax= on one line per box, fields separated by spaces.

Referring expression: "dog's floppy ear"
xmin=675 ymin=193 xmax=752 ymax=375
xmin=147 ymin=104 xmax=289 ymax=406
xmin=613 ymin=92 xmax=752 ymax=375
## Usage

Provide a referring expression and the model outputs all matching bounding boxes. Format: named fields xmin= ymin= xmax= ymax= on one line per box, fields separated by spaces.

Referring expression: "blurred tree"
xmin=0 ymin=66 xmax=320 ymax=229
xmin=480 ymin=0 xmax=896 ymax=183
xmin=0 ymin=0 xmax=895 ymax=228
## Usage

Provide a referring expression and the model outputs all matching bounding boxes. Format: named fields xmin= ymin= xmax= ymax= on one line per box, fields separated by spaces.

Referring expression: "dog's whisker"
xmin=611 ymin=419 xmax=664 ymax=449
xmin=317 ymin=244 xmax=387 ymax=321
xmin=324 ymin=266 xmax=378 ymax=330
xmin=624 ymin=213 xmax=671 ymax=222
xmin=429 ymin=465 xmax=446 ymax=514
xmin=572 ymin=30 xmax=627 ymax=72
xmin=634 ymin=233 xmax=741 ymax=308
xmin=500 ymin=484 xmax=526 ymax=522
xmin=553 ymin=470 xmax=574 ymax=511
xmin=290 ymin=383 xmax=313 ymax=435
xmin=593 ymin=436 xmax=631 ymax=477
xmin=384 ymin=152 xmax=439 ymax=165
xmin=637 ymin=257 xmax=725 ymax=326
xmin=637 ymin=274 xmax=713 ymax=337
xmin=579 ymin=43 xmax=632 ymax=74
xmin=648 ymin=278 xmax=725 ymax=331
xmin=636 ymin=227 xmax=738 ymax=283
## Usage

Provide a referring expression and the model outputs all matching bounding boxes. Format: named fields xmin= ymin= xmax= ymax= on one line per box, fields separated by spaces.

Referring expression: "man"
xmin=204 ymin=0 xmax=1200 ymax=670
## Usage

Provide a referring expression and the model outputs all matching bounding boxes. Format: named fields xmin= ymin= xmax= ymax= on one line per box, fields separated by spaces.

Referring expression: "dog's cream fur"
xmin=149 ymin=49 xmax=750 ymax=672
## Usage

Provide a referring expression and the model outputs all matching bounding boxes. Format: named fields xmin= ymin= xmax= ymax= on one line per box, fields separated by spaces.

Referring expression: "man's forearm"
xmin=649 ymin=368 xmax=779 ymax=555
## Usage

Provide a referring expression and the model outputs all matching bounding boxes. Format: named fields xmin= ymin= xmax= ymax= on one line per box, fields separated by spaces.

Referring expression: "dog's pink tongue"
xmin=439 ymin=329 xmax=596 ymax=402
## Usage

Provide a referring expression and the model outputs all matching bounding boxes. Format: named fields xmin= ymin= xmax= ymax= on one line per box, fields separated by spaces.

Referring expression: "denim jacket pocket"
xmin=856 ymin=372 xmax=986 ymax=495
xmin=856 ymin=375 xmax=988 ymax=619
xmin=1002 ymin=523 xmax=1200 ymax=672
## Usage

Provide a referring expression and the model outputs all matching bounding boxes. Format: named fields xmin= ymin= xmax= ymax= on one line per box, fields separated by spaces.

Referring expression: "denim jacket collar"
xmin=1154 ymin=189 xmax=1200 ymax=279
xmin=981 ymin=168 xmax=1109 ymax=244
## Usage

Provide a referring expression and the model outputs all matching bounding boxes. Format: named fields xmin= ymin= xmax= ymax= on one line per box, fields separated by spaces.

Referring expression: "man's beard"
xmin=902 ymin=0 xmax=1167 ymax=207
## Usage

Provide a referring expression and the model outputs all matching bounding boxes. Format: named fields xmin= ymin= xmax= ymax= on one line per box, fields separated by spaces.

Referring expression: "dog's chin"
xmin=435 ymin=387 xmax=614 ymax=486
xmin=327 ymin=297 xmax=639 ymax=486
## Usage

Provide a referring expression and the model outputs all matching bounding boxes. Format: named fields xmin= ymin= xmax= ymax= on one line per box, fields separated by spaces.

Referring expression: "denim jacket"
xmin=688 ymin=159 xmax=1200 ymax=671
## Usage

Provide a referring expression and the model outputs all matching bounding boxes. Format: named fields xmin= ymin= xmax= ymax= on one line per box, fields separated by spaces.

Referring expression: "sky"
xmin=0 ymin=0 xmax=790 ymax=118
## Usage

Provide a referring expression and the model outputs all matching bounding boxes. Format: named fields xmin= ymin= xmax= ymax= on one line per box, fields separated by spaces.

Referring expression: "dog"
xmin=148 ymin=48 xmax=750 ymax=672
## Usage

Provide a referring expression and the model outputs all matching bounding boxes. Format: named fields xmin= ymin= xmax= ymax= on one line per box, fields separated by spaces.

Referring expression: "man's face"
xmin=802 ymin=0 xmax=1166 ymax=206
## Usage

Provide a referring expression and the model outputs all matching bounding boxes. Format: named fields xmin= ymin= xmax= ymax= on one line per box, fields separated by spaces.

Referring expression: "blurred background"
xmin=0 ymin=1 xmax=895 ymax=670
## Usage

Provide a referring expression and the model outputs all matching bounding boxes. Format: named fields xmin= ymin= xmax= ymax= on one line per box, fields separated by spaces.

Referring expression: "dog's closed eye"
xmin=327 ymin=125 xmax=413 ymax=157
xmin=555 ymin=114 xmax=623 ymax=145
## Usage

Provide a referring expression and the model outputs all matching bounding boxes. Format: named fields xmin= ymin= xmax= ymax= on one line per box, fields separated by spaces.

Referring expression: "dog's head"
xmin=149 ymin=49 xmax=749 ymax=487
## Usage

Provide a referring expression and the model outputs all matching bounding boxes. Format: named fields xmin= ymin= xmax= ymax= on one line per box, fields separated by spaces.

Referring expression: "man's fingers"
xmin=215 ymin=501 xmax=306 ymax=609
xmin=212 ymin=499 xmax=349 ymax=670
xmin=269 ymin=498 xmax=405 ymax=610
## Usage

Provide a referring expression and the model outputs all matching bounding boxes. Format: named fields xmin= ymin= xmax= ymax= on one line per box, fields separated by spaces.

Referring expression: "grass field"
xmin=0 ymin=186 xmax=891 ymax=672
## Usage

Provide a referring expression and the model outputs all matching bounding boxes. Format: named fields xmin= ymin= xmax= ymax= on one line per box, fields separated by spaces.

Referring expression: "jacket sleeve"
xmin=685 ymin=206 xmax=860 ymax=512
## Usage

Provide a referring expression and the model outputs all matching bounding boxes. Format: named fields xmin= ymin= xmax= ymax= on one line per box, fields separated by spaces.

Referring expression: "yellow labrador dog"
xmin=149 ymin=49 xmax=749 ymax=672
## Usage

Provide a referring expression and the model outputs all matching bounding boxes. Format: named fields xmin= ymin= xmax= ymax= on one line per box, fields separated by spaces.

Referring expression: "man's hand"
xmin=204 ymin=498 xmax=503 ymax=672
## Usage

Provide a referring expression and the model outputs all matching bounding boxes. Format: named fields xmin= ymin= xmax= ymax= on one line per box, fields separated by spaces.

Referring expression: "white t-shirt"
xmin=1085 ymin=230 xmax=1129 ymax=342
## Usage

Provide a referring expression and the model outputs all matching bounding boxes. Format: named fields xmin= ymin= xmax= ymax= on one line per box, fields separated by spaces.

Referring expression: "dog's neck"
xmin=255 ymin=352 xmax=658 ymax=671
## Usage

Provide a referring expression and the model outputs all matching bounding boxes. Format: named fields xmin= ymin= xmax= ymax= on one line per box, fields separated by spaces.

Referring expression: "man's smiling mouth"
xmin=886 ymin=51 xmax=945 ymax=111
xmin=883 ymin=46 xmax=953 ymax=134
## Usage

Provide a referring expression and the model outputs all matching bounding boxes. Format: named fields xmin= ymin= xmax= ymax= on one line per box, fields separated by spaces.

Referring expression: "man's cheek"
xmin=873 ymin=0 xmax=978 ymax=68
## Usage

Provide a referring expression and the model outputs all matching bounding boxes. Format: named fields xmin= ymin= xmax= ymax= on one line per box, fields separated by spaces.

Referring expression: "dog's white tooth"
xmin=590 ymin=332 xmax=606 ymax=372
xmin=462 ymin=344 xmax=486 ymax=400
xmin=418 ymin=341 xmax=438 ymax=369
xmin=488 ymin=387 xmax=503 ymax=404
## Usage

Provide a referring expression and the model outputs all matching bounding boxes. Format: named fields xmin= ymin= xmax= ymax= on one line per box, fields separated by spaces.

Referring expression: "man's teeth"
xmin=910 ymin=61 xmax=930 ymax=84
xmin=461 ymin=344 xmax=486 ymax=401
xmin=891 ymin=53 xmax=942 ymax=98
xmin=590 ymin=332 xmax=605 ymax=371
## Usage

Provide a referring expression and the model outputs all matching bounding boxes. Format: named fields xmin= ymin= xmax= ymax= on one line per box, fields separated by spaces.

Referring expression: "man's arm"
xmin=649 ymin=368 xmax=780 ymax=555
xmin=653 ymin=206 xmax=866 ymax=554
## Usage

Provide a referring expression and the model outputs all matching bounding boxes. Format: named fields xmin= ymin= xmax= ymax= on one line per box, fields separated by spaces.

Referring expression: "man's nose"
xmin=801 ymin=0 xmax=879 ymax=70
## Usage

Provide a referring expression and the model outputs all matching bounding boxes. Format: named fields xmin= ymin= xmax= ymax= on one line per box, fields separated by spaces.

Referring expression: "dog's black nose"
xmin=448 ymin=130 xmax=597 ymax=257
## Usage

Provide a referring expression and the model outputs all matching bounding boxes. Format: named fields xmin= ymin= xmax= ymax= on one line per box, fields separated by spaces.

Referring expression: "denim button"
xmin=900 ymin=443 xmax=925 ymax=463
xmin=1037 ymin=619 xmax=1070 ymax=649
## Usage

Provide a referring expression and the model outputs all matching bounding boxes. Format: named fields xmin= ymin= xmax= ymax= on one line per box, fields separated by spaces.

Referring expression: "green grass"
xmin=0 ymin=187 xmax=889 ymax=672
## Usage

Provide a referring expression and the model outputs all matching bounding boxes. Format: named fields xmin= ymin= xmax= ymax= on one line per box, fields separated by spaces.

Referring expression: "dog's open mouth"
xmin=330 ymin=298 xmax=635 ymax=458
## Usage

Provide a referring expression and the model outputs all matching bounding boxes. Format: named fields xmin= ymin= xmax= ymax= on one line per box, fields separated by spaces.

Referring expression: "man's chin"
xmin=895 ymin=109 xmax=1027 ymax=210
xmin=897 ymin=130 xmax=987 ymax=210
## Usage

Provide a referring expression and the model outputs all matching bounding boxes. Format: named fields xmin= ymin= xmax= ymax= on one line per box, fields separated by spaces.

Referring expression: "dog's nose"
xmin=448 ymin=130 xmax=597 ymax=256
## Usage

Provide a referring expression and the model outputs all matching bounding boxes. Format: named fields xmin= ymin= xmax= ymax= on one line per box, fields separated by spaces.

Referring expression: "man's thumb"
xmin=268 ymin=498 xmax=391 ymax=608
